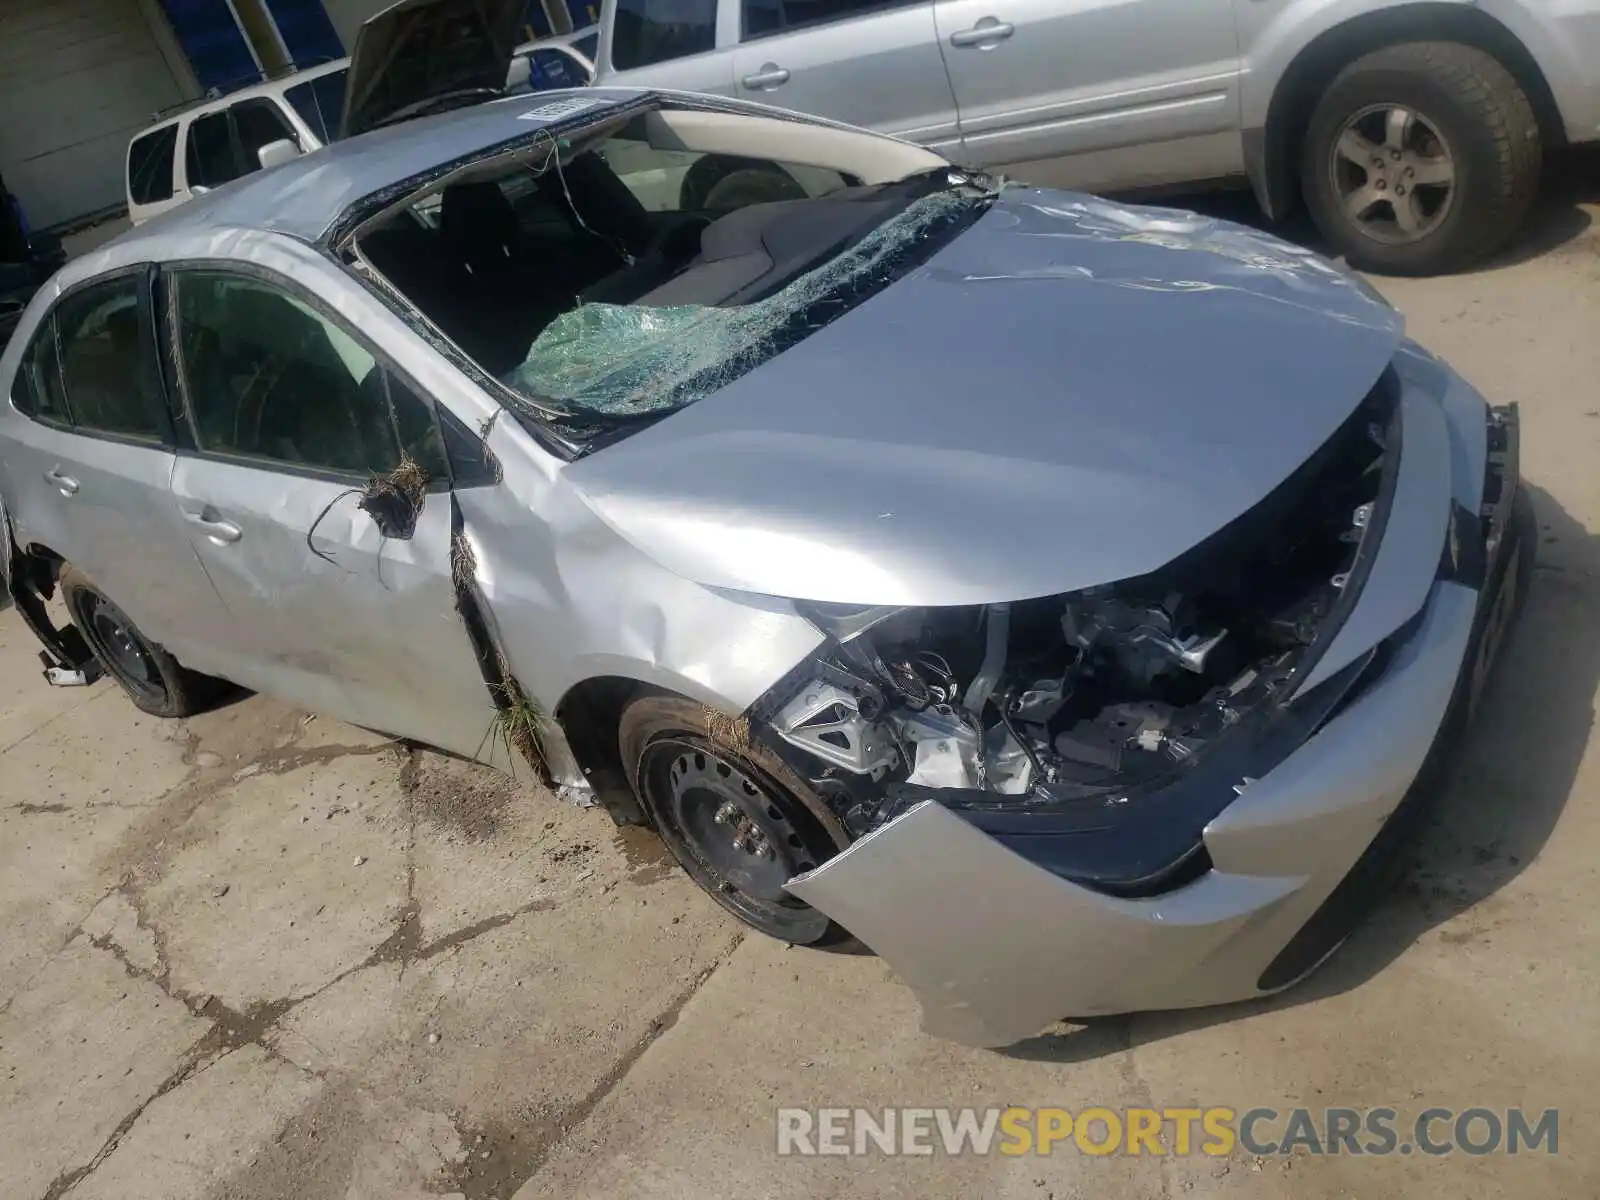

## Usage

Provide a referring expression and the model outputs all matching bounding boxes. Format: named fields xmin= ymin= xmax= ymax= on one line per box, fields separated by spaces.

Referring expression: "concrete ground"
xmin=3 ymin=153 xmax=1598 ymax=1200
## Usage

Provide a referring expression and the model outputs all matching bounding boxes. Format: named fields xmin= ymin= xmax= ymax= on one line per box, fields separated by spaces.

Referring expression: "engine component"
xmin=772 ymin=680 xmax=899 ymax=777
xmin=1062 ymin=592 xmax=1226 ymax=686
xmin=1012 ymin=675 xmax=1069 ymax=724
xmin=963 ymin=603 xmax=1011 ymax=717
xmin=897 ymin=703 xmax=983 ymax=790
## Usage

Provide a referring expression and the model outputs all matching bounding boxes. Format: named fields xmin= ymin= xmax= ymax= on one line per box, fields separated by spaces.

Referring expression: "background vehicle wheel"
xmin=59 ymin=565 xmax=218 ymax=717
xmin=1300 ymin=42 xmax=1541 ymax=275
xmin=619 ymin=695 xmax=851 ymax=946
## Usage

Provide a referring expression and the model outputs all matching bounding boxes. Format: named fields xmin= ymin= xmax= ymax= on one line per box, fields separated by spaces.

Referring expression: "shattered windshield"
xmin=502 ymin=184 xmax=986 ymax=421
xmin=353 ymin=103 xmax=993 ymax=439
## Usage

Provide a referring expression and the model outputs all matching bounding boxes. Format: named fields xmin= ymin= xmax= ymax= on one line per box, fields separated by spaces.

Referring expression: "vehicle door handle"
xmin=950 ymin=19 xmax=1014 ymax=47
xmin=182 ymin=508 xmax=243 ymax=544
xmin=44 ymin=468 xmax=79 ymax=496
xmin=741 ymin=65 xmax=790 ymax=90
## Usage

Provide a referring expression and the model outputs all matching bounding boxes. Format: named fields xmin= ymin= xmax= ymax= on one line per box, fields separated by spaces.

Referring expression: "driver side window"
xmin=170 ymin=270 xmax=444 ymax=479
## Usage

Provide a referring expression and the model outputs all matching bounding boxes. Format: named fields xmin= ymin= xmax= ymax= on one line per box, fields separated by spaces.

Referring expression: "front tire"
xmin=1300 ymin=42 xmax=1541 ymax=275
xmin=619 ymin=695 xmax=850 ymax=945
xmin=59 ymin=565 xmax=217 ymax=717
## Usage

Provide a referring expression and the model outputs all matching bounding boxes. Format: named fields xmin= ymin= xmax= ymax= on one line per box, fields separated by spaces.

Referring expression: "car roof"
xmin=79 ymin=88 xmax=641 ymax=288
xmin=134 ymin=59 xmax=352 ymax=140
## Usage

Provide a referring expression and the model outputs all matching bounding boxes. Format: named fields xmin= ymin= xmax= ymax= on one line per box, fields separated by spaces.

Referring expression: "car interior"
xmin=350 ymin=107 xmax=954 ymax=384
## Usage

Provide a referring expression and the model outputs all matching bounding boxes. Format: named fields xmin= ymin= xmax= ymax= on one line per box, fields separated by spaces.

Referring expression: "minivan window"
xmin=744 ymin=0 xmax=910 ymax=38
xmin=612 ymin=0 xmax=716 ymax=69
xmin=128 ymin=125 xmax=178 ymax=205
xmin=172 ymin=271 xmax=444 ymax=477
xmin=53 ymin=278 xmax=165 ymax=440
xmin=284 ymin=69 xmax=347 ymax=143
xmin=231 ymin=99 xmax=300 ymax=168
xmin=186 ymin=111 xmax=238 ymax=190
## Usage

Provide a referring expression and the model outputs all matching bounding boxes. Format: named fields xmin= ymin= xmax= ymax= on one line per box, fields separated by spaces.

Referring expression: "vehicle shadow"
xmin=1004 ymin=481 xmax=1597 ymax=1064
xmin=1169 ymin=145 xmax=1598 ymax=273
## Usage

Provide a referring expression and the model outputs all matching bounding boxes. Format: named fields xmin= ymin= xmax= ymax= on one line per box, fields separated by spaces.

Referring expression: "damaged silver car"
xmin=0 ymin=85 xmax=1531 ymax=1048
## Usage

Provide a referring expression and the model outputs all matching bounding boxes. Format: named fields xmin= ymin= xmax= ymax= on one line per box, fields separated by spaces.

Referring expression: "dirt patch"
xmin=547 ymin=841 xmax=596 ymax=866
xmin=401 ymin=752 xmax=520 ymax=843
xmin=15 ymin=802 xmax=70 ymax=815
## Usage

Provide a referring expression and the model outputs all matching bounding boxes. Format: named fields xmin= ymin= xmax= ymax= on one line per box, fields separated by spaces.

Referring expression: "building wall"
xmin=0 ymin=0 xmax=197 ymax=228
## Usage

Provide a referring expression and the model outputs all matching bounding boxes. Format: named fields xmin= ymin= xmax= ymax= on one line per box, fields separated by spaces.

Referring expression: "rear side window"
xmin=128 ymin=125 xmax=178 ymax=205
xmin=53 ymin=277 xmax=165 ymax=440
xmin=171 ymin=271 xmax=445 ymax=478
xmin=185 ymin=112 xmax=238 ymax=190
xmin=231 ymin=99 xmax=300 ymax=170
xmin=612 ymin=0 xmax=716 ymax=69
xmin=13 ymin=317 xmax=72 ymax=424
xmin=284 ymin=69 xmax=347 ymax=143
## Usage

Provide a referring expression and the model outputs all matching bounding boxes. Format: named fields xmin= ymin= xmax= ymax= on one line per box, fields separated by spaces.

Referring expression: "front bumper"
xmin=787 ymin=367 xmax=1529 ymax=1048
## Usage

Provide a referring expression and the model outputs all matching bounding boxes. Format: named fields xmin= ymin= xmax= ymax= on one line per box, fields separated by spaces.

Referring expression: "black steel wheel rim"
xmin=639 ymin=737 xmax=833 ymax=941
xmin=80 ymin=593 xmax=167 ymax=705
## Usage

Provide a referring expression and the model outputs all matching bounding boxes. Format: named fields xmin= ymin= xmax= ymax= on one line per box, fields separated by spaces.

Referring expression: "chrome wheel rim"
xmin=1329 ymin=104 xmax=1456 ymax=245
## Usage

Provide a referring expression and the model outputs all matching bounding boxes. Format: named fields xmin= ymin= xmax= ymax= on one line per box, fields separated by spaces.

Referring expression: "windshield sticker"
xmin=518 ymin=98 xmax=603 ymax=122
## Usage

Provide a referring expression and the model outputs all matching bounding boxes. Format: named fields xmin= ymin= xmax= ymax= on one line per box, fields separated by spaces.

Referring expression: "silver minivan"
xmin=593 ymin=0 xmax=1600 ymax=274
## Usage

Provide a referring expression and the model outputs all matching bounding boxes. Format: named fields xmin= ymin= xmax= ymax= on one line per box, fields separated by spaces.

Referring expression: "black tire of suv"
xmin=59 ymin=564 xmax=218 ymax=718
xmin=1300 ymin=42 xmax=1542 ymax=276
xmin=618 ymin=693 xmax=852 ymax=946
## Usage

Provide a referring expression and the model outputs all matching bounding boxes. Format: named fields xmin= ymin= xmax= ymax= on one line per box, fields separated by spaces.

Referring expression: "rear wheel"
xmin=59 ymin=565 xmax=218 ymax=717
xmin=1300 ymin=42 xmax=1541 ymax=275
xmin=619 ymin=695 xmax=850 ymax=945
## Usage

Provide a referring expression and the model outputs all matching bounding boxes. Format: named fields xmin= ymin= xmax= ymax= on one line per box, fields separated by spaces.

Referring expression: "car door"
xmin=0 ymin=270 xmax=239 ymax=674
xmin=933 ymin=0 xmax=1242 ymax=189
xmin=731 ymin=0 xmax=960 ymax=150
xmin=160 ymin=265 xmax=500 ymax=759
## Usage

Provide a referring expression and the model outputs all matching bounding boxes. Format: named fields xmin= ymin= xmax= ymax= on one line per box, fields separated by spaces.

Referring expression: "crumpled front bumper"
xmin=787 ymin=360 xmax=1528 ymax=1048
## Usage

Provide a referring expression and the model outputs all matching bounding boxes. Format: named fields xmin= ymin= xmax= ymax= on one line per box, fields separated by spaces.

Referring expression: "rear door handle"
xmin=950 ymin=19 xmax=1014 ymax=47
xmin=182 ymin=507 xmax=243 ymax=544
xmin=741 ymin=65 xmax=790 ymax=90
xmin=44 ymin=468 xmax=79 ymax=496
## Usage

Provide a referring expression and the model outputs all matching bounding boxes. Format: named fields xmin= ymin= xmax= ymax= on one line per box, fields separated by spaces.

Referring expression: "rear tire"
xmin=59 ymin=565 xmax=218 ymax=717
xmin=1300 ymin=42 xmax=1541 ymax=275
xmin=619 ymin=694 xmax=851 ymax=945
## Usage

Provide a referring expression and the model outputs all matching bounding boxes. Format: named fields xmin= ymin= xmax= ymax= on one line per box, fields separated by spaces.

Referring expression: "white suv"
xmin=125 ymin=0 xmax=593 ymax=227
xmin=125 ymin=61 xmax=347 ymax=227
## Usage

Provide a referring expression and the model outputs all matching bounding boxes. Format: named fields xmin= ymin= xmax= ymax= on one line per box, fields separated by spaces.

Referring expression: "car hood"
xmin=341 ymin=0 xmax=523 ymax=138
xmin=565 ymin=188 xmax=1407 ymax=607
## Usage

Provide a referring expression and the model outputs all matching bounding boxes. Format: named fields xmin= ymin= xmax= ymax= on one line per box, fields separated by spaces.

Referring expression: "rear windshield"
xmin=128 ymin=124 xmax=178 ymax=205
xmin=284 ymin=68 xmax=348 ymax=143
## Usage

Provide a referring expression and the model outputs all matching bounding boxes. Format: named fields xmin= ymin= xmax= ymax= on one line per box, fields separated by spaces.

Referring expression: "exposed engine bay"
xmin=760 ymin=379 xmax=1397 ymax=835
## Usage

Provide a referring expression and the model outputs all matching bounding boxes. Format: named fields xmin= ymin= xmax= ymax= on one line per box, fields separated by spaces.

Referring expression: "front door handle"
xmin=741 ymin=64 xmax=790 ymax=90
xmin=182 ymin=507 xmax=243 ymax=544
xmin=950 ymin=18 xmax=1015 ymax=47
xmin=44 ymin=468 xmax=79 ymax=496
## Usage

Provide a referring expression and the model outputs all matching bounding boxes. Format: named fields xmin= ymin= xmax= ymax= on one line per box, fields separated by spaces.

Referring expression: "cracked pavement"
xmin=5 ymin=162 xmax=1600 ymax=1199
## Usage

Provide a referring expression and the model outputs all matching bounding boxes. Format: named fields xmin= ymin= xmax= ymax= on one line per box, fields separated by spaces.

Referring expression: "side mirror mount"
xmin=257 ymin=138 xmax=302 ymax=171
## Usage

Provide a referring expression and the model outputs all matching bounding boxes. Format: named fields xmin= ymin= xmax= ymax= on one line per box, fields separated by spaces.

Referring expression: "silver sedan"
xmin=0 ymin=88 xmax=1530 ymax=1046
